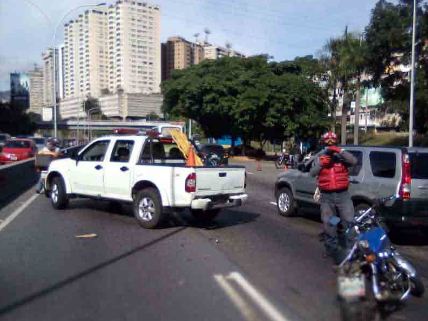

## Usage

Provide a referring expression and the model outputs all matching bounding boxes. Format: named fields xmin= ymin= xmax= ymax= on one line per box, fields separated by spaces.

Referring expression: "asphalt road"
xmin=0 ymin=159 xmax=427 ymax=321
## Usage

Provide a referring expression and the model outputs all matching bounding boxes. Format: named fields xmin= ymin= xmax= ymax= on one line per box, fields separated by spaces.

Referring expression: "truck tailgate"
xmin=195 ymin=166 xmax=245 ymax=196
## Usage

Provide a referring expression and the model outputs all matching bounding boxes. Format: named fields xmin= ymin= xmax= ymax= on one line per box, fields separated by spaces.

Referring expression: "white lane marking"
xmin=214 ymin=274 xmax=258 ymax=321
xmin=247 ymin=171 xmax=254 ymax=175
xmin=227 ymin=272 xmax=290 ymax=321
xmin=0 ymin=193 xmax=39 ymax=232
xmin=270 ymin=202 xmax=277 ymax=206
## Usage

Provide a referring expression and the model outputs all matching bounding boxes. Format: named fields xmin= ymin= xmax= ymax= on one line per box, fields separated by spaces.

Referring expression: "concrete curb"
xmin=0 ymin=158 xmax=38 ymax=210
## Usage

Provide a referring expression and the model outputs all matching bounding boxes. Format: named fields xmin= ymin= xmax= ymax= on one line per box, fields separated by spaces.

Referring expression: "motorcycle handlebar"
xmin=354 ymin=195 xmax=396 ymax=224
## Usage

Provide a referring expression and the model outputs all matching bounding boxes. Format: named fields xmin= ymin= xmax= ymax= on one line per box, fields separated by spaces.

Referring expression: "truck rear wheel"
xmin=134 ymin=188 xmax=164 ymax=229
xmin=191 ymin=209 xmax=220 ymax=222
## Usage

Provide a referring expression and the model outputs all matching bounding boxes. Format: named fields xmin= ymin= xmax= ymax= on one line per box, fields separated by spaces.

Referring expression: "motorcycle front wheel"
xmin=340 ymin=300 xmax=374 ymax=321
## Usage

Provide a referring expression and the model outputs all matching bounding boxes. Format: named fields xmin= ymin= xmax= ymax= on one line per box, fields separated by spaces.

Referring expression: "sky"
xmin=0 ymin=0 xmax=383 ymax=91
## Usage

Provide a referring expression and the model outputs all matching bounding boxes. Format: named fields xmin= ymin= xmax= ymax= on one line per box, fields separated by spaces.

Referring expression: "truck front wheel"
xmin=134 ymin=188 xmax=164 ymax=229
xmin=50 ymin=176 xmax=69 ymax=210
xmin=191 ymin=209 xmax=220 ymax=222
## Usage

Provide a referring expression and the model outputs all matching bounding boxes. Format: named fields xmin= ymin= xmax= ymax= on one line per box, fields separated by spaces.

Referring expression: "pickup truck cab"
xmin=45 ymin=135 xmax=247 ymax=228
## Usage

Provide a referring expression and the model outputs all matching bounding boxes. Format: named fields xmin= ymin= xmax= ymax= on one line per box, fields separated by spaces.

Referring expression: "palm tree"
xmin=323 ymin=31 xmax=368 ymax=145
xmin=337 ymin=33 xmax=368 ymax=145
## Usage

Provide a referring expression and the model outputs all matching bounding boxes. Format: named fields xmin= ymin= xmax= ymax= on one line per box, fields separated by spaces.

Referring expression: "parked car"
xmin=0 ymin=133 xmax=11 ymax=152
xmin=274 ymin=146 xmax=428 ymax=229
xmin=31 ymin=137 xmax=47 ymax=151
xmin=197 ymin=143 xmax=229 ymax=166
xmin=0 ymin=138 xmax=37 ymax=165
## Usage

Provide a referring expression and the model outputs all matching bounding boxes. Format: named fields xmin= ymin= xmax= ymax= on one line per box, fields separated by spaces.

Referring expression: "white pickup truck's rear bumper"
xmin=191 ymin=193 xmax=248 ymax=211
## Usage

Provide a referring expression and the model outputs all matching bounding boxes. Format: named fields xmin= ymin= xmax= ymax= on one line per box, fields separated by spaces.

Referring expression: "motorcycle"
xmin=336 ymin=196 xmax=424 ymax=321
xmin=275 ymin=150 xmax=290 ymax=169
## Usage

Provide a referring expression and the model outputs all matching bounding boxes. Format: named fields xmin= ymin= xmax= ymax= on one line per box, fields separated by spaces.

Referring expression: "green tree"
xmin=365 ymin=0 xmax=428 ymax=134
xmin=162 ymin=56 xmax=330 ymax=150
xmin=146 ymin=112 xmax=160 ymax=120
xmin=0 ymin=102 xmax=37 ymax=135
xmin=83 ymin=96 xmax=100 ymax=115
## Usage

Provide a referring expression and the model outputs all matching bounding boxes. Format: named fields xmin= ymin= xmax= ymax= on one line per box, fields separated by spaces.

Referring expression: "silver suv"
xmin=274 ymin=146 xmax=428 ymax=228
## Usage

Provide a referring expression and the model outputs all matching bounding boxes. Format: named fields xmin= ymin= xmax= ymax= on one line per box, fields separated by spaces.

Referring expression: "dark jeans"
xmin=320 ymin=190 xmax=355 ymax=239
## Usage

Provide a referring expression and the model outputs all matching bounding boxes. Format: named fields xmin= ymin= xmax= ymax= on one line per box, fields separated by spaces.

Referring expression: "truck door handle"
xmin=418 ymin=185 xmax=428 ymax=190
xmin=219 ymin=172 xmax=227 ymax=177
xmin=120 ymin=166 xmax=129 ymax=172
xmin=95 ymin=165 xmax=103 ymax=170
xmin=350 ymin=179 xmax=360 ymax=184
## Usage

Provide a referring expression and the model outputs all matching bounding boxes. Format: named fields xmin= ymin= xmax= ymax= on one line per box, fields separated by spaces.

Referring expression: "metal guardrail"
xmin=0 ymin=158 xmax=38 ymax=209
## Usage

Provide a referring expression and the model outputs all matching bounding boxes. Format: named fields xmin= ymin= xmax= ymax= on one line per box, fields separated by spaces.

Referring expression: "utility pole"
xmin=409 ymin=0 xmax=417 ymax=147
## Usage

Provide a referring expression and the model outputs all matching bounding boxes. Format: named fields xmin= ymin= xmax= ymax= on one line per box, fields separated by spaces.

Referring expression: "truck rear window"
xmin=139 ymin=139 xmax=184 ymax=164
xmin=410 ymin=153 xmax=428 ymax=179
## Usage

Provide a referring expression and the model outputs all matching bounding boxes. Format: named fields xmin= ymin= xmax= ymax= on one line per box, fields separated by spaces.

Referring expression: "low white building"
xmin=59 ymin=92 xmax=163 ymax=120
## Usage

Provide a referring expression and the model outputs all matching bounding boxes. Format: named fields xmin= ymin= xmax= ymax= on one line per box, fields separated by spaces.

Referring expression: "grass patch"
xmin=359 ymin=132 xmax=428 ymax=147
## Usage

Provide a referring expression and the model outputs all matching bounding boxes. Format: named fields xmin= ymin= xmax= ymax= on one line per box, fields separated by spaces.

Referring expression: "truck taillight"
xmin=185 ymin=173 xmax=196 ymax=193
xmin=399 ymin=153 xmax=411 ymax=200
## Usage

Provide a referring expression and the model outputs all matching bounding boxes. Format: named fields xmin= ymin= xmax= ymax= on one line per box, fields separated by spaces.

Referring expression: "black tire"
xmin=340 ymin=301 xmax=368 ymax=321
xmin=276 ymin=187 xmax=295 ymax=216
xmin=133 ymin=188 xmax=164 ymax=229
xmin=44 ymin=184 xmax=50 ymax=198
xmin=354 ymin=203 xmax=371 ymax=215
xmin=410 ymin=276 xmax=425 ymax=297
xmin=191 ymin=209 xmax=220 ymax=222
xmin=50 ymin=176 xmax=69 ymax=209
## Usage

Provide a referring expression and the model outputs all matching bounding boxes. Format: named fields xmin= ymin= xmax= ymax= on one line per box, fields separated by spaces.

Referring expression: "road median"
xmin=0 ymin=158 xmax=38 ymax=209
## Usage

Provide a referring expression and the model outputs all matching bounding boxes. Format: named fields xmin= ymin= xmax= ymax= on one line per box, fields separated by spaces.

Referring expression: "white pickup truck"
xmin=45 ymin=135 xmax=247 ymax=228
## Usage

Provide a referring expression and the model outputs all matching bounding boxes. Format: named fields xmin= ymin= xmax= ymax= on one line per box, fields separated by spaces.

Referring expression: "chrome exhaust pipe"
xmin=392 ymin=253 xmax=416 ymax=278
xmin=371 ymin=262 xmax=412 ymax=302
xmin=400 ymin=278 xmax=412 ymax=301
xmin=370 ymin=263 xmax=386 ymax=301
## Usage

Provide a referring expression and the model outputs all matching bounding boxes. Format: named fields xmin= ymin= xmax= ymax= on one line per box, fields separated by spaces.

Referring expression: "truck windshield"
xmin=410 ymin=153 xmax=428 ymax=179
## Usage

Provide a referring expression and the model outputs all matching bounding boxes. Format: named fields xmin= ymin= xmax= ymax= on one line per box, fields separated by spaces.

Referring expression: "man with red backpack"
xmin=310 ymin=131 xmax=357 ymax=261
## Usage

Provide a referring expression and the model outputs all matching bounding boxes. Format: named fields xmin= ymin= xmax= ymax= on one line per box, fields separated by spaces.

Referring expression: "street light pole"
xmin=87 ymin=107 xmax=100 ymax=141
xmin=52 ymin=3 xmax=107 ymax=138
xmin=409 ymin=0 xmax=417 ymax=147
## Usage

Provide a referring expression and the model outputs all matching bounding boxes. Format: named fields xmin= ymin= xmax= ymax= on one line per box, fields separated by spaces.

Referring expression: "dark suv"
xmin=275 ymin=146 xmax=428 ymax=228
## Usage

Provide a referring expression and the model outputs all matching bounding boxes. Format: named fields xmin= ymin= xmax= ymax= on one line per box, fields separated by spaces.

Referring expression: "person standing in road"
xmin=35 ymin=138 xmax=61 ymax=193
xmin=310 ymin=131 xmax=357 ymax=262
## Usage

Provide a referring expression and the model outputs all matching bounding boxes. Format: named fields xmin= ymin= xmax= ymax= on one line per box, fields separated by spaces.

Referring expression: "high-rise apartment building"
xmin=58 ymin=44 xmax=66 ymax=99
xmin=108 ymin=0 xmax=161 ymax=94
xmin=161 ymin=36 xmax=204 ymax=81
xmin=42 ymin=48 xmax=59 ymax=106
xmin=28 ymin=67 xmax=44 ymax=114
xmin=63 ymin=7 xmax=109 ymax=99
xmin=203 ymin=45 xmax=245 ymax=60
xmin=62 ymin=0 xmax=160 ymax=101
xmin=10 ymin=72 xmax=29 ymax=109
